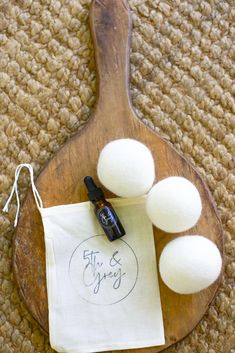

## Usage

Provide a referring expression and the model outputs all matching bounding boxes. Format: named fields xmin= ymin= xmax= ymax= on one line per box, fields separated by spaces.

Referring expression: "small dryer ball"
xmin=97 ymin=139 xmax=155 ymax=197
xmin=146 ymin=176 xmax=202 ymax=233
xmin=159 ymin=235 xmax=222 ymax=294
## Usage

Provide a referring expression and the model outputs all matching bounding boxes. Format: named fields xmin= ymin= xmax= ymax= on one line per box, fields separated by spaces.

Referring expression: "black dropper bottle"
xmin=84 ymin=176 xmax=126 ymax=241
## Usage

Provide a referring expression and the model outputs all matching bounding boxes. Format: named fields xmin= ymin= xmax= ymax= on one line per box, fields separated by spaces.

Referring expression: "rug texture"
xmin=0 ymin=0 xmax=234 ymax=352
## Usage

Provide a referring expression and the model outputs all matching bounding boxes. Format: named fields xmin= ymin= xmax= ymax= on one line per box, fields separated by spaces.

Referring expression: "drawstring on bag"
xmin=3 ymin=164 xmax=43 ymax=227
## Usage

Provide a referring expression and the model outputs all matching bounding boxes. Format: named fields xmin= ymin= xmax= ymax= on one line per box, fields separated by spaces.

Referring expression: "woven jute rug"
xmin=0 ymin=0 xmax=234 ymax=352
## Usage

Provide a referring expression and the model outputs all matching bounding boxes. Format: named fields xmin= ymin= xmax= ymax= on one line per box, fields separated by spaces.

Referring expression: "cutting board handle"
xmin=90 ymin=0 xmax=132 ymax=110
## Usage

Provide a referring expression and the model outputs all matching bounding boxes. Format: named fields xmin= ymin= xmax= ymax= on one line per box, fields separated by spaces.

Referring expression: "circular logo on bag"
xmin=69 ymin=235 xmax=138 ymax=305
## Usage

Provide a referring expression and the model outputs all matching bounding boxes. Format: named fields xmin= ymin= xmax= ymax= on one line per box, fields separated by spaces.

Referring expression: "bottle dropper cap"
xmin=84 ymin=176 xmax=104 ymax=202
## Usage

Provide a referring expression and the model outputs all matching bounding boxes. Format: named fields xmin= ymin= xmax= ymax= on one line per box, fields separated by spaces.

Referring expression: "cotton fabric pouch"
xmin=4 ymin=164 xmax=165 ymax=353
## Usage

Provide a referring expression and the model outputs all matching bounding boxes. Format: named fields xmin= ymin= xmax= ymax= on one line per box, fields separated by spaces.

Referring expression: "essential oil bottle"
xmin=84 ymin=176 xmax=126 ymax=241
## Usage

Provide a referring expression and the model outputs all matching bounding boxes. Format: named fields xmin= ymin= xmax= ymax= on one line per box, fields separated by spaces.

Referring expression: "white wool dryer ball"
xmin=97 ymin=139 xmax=155 ymax=197
xmin=146 ymin=176 xmax=202 ymax=233
xmin=159 ymin=235 xmax=222 ymax=294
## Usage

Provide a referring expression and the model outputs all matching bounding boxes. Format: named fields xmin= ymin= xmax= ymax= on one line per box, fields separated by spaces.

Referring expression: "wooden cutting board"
xmin=13 ymin=0 xmax=223 ymax=352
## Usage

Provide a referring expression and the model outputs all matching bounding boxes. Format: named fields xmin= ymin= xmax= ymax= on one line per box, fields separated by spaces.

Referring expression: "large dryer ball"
xmin=159 ymin=235 xmax=222 ymax=294
xmin=146 ymin=176 xmax=202 ymax=233
xmin=97 ymin=139 xmax=155 ymax=197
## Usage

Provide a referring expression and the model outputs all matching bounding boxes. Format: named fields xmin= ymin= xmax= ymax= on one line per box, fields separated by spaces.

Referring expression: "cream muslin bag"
xmin=3 ymin=164 xmax=165 ymax=353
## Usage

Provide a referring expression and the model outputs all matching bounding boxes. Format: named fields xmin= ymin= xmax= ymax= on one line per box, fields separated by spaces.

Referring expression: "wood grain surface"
xmin=13 ymin=0 xmax=223 ymax=352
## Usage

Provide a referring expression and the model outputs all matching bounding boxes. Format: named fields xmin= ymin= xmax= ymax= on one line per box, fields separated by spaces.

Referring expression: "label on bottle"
xmin=97 ymin=206 xmax=117 ymax=229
